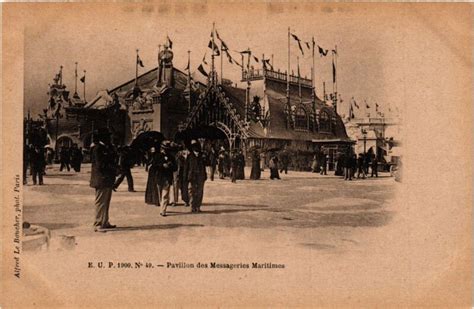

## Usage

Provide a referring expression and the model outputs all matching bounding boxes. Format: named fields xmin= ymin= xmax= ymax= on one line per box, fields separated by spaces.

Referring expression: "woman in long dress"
xmin=250 ymin=150 xmax=261 ymax=180
xmin=269 ymin=153 xmax=280 ymax=180
xmin=145 ymin=147 xmax=160 ymax=206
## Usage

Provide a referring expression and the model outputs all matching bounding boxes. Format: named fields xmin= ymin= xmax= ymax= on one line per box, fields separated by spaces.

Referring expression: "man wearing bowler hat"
xmin=157 ymin=140 xmax=177 ymax=217
xmin=90 ymin=127 xmax=118 ymax=232
xmin=186 ymin=139 xmax=207 ymax=213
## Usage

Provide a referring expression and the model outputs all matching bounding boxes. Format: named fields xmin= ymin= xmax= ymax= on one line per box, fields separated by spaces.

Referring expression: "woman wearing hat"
xmin=145 ymin=147 xmax=160 ymax=206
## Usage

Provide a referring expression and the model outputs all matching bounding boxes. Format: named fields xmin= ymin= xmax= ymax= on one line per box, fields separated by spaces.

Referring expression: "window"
xmin=295 ymin=107 xmax=308 ymax=130
xmin=319 ymin=111 xmax=331 ymax=132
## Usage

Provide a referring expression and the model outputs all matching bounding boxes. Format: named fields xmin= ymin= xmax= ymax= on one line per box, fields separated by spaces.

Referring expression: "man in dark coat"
xmin=70 ymin=143 xmax=83 ymax=172
xmin=30 ymin=145 xmax=46 ymax=185
xmin=236 ymin=150 xmax=245 ymax=180
xmin=230 ymin=149 xmax=238 ymax=183
xmin=279 ymin=150 xmax=289 ymax=174
xmin=59 ymin=146 xmax=71 ymax=172
xmin=90 ymin=128 xmax=117 ymax=232
xmin=320 ymin=154 xmax=328 ymax=175
xmin=156 ymin=141 xmax=177 ymax=217
xmin=250 ymin=149 xmax=261 ymax=180
xmin=343 ymin=151 xmax=353 ymax=181
xmin=177 ymin=149 xmax=189 ymax=206
xmin=357 ymin=154 xmax=366 ymax=179
xmin=371 ymin=156 xmax=379 ymax=177
xmin=269 ymin=153 xmax=280 ymax=180
xmin=186 ymin=140 xmax=207 ymax=213
xmin=114 ymin=145 xmax=135 ymax=192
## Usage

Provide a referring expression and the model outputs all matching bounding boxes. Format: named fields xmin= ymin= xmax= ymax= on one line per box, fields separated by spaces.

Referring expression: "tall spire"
xmin=157 ymin=45 xmax=161 ymax=86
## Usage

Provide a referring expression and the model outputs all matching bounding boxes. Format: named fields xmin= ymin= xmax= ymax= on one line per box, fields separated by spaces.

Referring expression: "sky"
xmin=22 ymin=3 xmax=447 ymax=118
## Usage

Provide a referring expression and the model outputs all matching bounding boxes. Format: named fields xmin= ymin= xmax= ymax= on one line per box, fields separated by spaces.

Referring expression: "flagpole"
xmin=287 ymin=27 xmax=291 ymax=128
xmin=245 ymin=47 xmax=251 ymax=122
xmin=297 ymin=56 xmax=301 ymax=103
xmin=271 ymin=54 xmax=274 ymax=70
xmin=59 ymin=65 xmax=63 ymax=86
xmin=311 ymin=36 xmax=315 ymax=109
xmin=157 ymin=45 xmax=161 ymax=85
xmin=211 ymin=22 xmax=216 ymax=86
xmin=83 ymin=70 xmax=86 ymax=103
xmin=135 ymin=49 xmax=139 ymax=86
xmin=334 ymin=45 xmax=338 ymax=114
xmin=74 ymin=62 xmax=78 ymax=96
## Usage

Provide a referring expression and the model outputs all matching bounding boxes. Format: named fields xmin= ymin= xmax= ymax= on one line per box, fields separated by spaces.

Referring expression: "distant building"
xmin=344 ymin=115 xmax=402 ymax=163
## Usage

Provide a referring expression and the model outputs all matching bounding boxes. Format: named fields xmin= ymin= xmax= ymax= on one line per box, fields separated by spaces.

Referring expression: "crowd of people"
xmin=25 ymin=127 xmax=381 ymax=232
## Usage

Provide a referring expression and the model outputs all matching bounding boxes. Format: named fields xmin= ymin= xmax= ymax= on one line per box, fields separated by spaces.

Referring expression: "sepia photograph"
xmin=1 ymin=2 xmax=472 ymax=307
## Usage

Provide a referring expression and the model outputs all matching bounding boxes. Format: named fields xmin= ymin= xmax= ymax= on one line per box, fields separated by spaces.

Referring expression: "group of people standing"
xmin=59 ymin=144 xmax=83 ymax=172
xmin=144 ymin=139 xmax=207 ymax=216
xmin=336 ymin=152 xmax=379 ymax=181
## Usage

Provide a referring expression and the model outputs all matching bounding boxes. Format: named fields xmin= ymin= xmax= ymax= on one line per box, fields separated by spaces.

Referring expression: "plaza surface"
xmin=21 ymin=164 xmax=407 ymax=306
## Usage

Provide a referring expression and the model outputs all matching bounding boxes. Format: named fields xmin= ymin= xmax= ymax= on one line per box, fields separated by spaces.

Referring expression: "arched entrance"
xmin=56 ymin=135 xmax=74 ymax=151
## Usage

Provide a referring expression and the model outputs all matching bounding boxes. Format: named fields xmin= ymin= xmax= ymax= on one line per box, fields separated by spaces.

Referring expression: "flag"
xmin=208 ymin=40 xmax=220 ymax=56
xmin=375 ymin=102 xmax=379 ymax=112
xmin=253 ymin=55 xmax=259 ymax=63
xmin=239 ymin=50 xmax=251 ymax=54
xmin=225 ymin=50 xmax=234 ymax=64
xmin=318 ymin=46 xmax=328 ymax=57
xmin=305 ymin=42 xmax=310 ymax=50
xmin=332 ymin=58 xmax=336 ymax=83
xmin=291 ymin=33 xmax=304 ymax=55
xmin=49 ymin=96 xmax=56 ymax=109
xmin=332 ymin=49 xmax=338 ymax=55
xmin=349 ymin=104 xmax=354 ymax=119
xmin=80 ymin=75 xmax=85 ymax=83
xmin=263 ymin=59 xmax=273 ymax=70
xmin=137 ymin=55 xmax=144 ymax=67
xmin=215 ymin=30 xmax=229 ymax=51
xmin=197 ymin=64 xmax=209 ymax=78
xmin=366 ymin=102 xmax=370 ymax=109
xmin=166 ymin=35 xmax=173 ymax=49
xmin=202 ymin=53 xmax=208 ymax=65
xmin=185 ymin=57 xmax=190 ymax=71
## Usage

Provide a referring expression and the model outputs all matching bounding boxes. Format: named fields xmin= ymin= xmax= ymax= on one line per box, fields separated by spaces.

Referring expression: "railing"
xmin=241 ymin=68 xmax=312 ymax=87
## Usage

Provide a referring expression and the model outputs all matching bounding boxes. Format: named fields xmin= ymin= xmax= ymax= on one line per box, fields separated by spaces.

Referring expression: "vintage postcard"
xmin=1 ymin=2 xmax=472 ymax=307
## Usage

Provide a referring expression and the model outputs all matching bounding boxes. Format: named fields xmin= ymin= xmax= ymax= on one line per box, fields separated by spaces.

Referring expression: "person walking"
xmin=311 ymin=153 xmax=318 ymax=173
xmin=269 ymin=153 xmax=280 ymax=180
xmin=59 ymin=146 xmax=71 ymax=172
xmin=208 ymin=147 xmax=217 ymax=181
xmin=186 ymin=140 xmax=207 ymax=213
xmin=320 ymin=153 xmax=328 ymax=175
xmin=177 ymin=149 xmax=190 ymax=206
xmin=230 ymin=149 xmax=238 ymax=183
xmin=279 ymin=151 xmax=289 ymax=174
xmin=156 ymin=141 xmax=177 ymax=217
xmin=357 ymin=154 xmax=366 ymax=179
xmin=89 ymin=128 xmax=117 ymax=232
xmin=236 ymin=149 xmax=245 ymax=180
xmin=30 ymin=145 xmax=46 ymax=185
xmin=114 ymin=145 xmax=135 ymax=192
xmin=70 ymin=143 xmax=83 ymax=172
xmin=217 ymin=147 xmax=226 ymax=179
xmin=250 ymin=149 xmax=261 ymax=180
xmin=371 ymin=156 xmax=379 ymax=177
xmin=145 ymin=147 xmax=160 ymax=206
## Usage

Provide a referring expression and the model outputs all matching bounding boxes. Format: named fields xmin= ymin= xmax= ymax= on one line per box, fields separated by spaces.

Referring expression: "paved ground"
xmin=24 ymin=164 xmax=396 ymax=245
xmin=20 ymin=164 xmax=404 ymax=306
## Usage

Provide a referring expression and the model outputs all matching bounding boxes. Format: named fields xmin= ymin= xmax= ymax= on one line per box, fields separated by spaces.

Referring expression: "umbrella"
xmin=130 ymin=131 xmax=165 ymax=152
